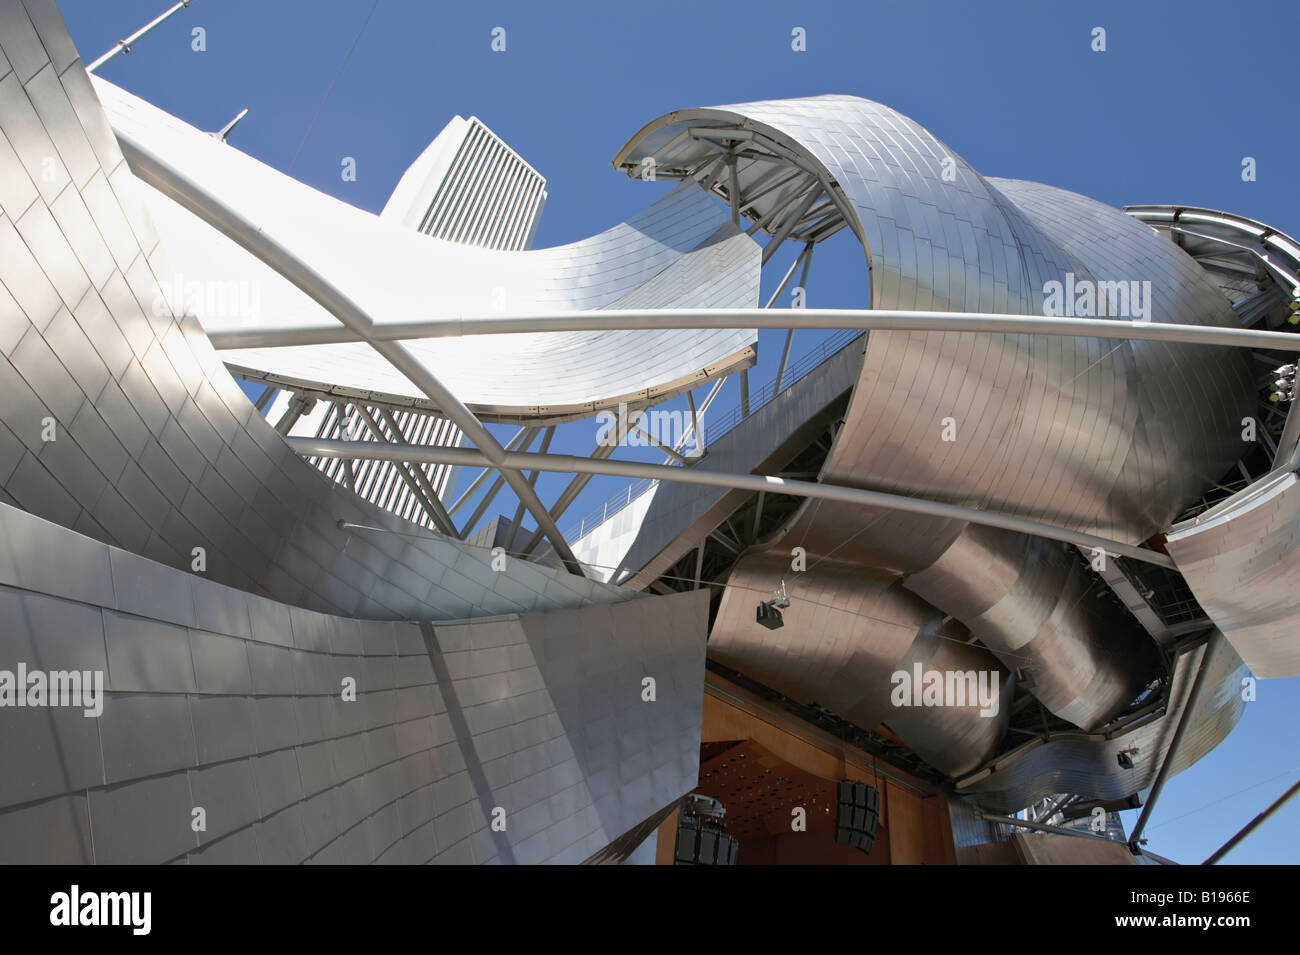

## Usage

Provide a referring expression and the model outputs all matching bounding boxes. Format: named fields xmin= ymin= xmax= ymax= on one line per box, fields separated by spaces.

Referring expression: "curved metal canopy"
xmin=616 ymin=95 xmax=1262 ymax=785
xmin=93 ymin=77 xmax=761 ymax=421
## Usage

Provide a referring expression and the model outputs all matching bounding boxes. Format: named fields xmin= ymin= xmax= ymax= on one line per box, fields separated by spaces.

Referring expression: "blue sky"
xmin=61 ymin=0 xmax=1300 ymax=864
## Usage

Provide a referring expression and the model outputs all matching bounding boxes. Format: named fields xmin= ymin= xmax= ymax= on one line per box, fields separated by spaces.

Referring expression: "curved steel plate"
xmin=625 ymin=97 xmax=1252 ymax=782
xmin=94 ymin=78 xmax=760 ymax=420
xmin=1167 ymin=471 xmax=1300 ymax=678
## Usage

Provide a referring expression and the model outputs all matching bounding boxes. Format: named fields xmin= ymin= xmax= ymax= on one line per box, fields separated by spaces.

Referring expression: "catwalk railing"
xmin=564 ymin=328 xmax=865 ymax=543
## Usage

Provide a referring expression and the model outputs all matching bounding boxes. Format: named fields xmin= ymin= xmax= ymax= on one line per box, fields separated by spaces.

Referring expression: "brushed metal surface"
xmin=906 ymin=526 xmax=1159 ymax=730
xmin=619 ymin=96 xmax=1252 ymax=778
xmin=1167 ymin=471 xmax=1300 ymax=678
xmin=0 ymin=499 xmax=710 ymax=863
xmin=709 ymin=521 xmax=1012 ymax=778
xmin=2 ymin=0 xmax=1269 ymax=816
xmin=94 ymin=77 xmax=760 ymax=422
xmin=0 ymin=0 xmax=639 ymax=621
xmin=957 ymin=635 xmax=1247 ymax=813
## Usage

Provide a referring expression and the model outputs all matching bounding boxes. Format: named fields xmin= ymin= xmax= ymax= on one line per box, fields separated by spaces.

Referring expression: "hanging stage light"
xmin=756 ymin=580 xmax=792 ymax=630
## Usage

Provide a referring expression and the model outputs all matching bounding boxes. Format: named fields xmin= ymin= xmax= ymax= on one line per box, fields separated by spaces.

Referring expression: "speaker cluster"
xmin=834 ymin=780 xmax=881 ymax=854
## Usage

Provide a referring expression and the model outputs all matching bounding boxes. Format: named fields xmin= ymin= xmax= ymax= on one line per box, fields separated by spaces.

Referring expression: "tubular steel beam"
xmin=285 ymin=437 xmax=1180 ymax=570
xmin=368 ymin=406 xmax=459 ymax=537
xmin=1127 ymin=632 xmax=1223 ymax=851
xmin=631 ymin=419 xmax=691 ymax=465
xmin=520 ymin=440 xmax=618 ymax=557
xmin=1035 ymin=793 xmax=1074 ymax=823
xmin=774 ymin=243 xmax=815 ymax=393
xmin=675 ymin=376 xmax=726 ymax=461
xmin=447 ymin=426 xmax=532 ymax=518
xmin=273 ymin=392 xmax=311 ymax=435
xmin=86 ymin=0 xmax=193 ymax=73
xmin=207 ymin=308 xmax=1300 ymax=352
xmin=746 ymin=175 xmax=814 ymax=237
xmin=1202 ymin=778 xmax=1300 ymax=865
xmin=351 ymin=406 xmax=443 ymax=531
xmin=761 ymin=187 xmax=822 ymax=266
xmin=726 ymin=153 xmax=741 ymax=226
xmin=763 ymin=244 xmax=810 ymax=310
xmin=683 ymin=390 xmax=703 ymax=460
xmin=505 ymin=426 xmax=554 ymax=555
xmin=459 ymin=428 xmax=540 ymax=538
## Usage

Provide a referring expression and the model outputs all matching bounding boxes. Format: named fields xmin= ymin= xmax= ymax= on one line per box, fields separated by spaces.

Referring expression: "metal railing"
xmin=564 ymin=327 xmax=865 ymax=543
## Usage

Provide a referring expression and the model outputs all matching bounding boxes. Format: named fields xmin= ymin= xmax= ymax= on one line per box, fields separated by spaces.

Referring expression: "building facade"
xmin=0 ymin=0 xmax=1296 ymax=864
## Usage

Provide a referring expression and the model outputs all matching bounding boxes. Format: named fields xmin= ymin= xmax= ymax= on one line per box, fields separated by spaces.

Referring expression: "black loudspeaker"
xmin=834 ymin=780 xmax=880 ymax=854
xmin=674 ymin=797 xmax=739 ymax=865
xmin=674 ymin=819 xmax=739 ymax=865
xmin=756 ymin=601 xmax=784 ymax=630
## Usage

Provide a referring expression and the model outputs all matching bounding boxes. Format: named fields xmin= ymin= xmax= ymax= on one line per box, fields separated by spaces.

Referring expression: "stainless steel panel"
xmin=25 ymin=61 xmax=97 ymax=189
xmin=1167 ymin=472 xmax=1300 ymax=678
xmin=191 ymin=758 xmax=262 ymax=843
xmin=959 ymin=635 xmax=1247 ymax=812
xmin=907 ymin=526 xmax=1159 ymax=729
xmin=618 ymin=95 xmax=1254 ymax=784
xmin=0 ymin=213 xmax=61 ymax=330
xmin=0 ymin=126 xmax=38 ymax=220
xmin=0 ymin=1 xmax=46 ymax=83
xmin=0 ymin=70 xmax=71 ymax=204
xmin=96 ymin=76 xmax=760 ymax=421
xmin=86 ymin=772 xmax=195 ymax=864
xmin=0 ymin=794 xmax=92 ymax=864
xmin=99 ymin=693 xmax=197 ymax=782
xmin=103 ymin=609 xmax=196 ymax=692
xmin=0 ymin=494 xmax=708 ymax=864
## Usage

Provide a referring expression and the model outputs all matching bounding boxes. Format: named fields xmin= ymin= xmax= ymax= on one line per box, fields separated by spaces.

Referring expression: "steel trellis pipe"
xmin=1202 ymin=778 xmax=1300 ymax=865
xmin=285 ymin=437 xmax=1180 ymax=569
xmin=207 ymin=307 xmax=1300 ymax=352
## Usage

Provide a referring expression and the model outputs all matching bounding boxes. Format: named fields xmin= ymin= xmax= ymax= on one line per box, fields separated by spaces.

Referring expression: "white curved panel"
xmin=93 ymin=77 xmax=759 ymax=419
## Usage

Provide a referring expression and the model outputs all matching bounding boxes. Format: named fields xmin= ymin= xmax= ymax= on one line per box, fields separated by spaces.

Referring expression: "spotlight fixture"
xmin=1269 ymin=364 xmax=1296 ymax=404
xmin=756 ymin=579 xmax=792 ymax=630
xmin=1117 ymin=747 xmax=1140 ymax=770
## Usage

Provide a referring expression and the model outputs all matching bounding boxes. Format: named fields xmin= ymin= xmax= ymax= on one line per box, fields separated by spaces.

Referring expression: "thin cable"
xmin=1147 ymin=765 xmax=1300 ymax=831
xmin=288 ymin=0 xmax=381 ymax=173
